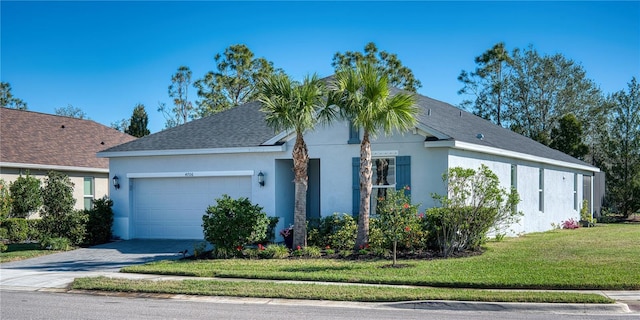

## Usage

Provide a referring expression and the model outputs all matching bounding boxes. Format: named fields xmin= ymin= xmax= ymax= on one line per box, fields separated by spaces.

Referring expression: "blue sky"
xmin=2 ymin=1 xmax=639 ymax=134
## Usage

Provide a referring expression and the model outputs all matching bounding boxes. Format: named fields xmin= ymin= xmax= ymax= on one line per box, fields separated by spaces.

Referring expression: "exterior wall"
xmin=447 ymin=149 xmax=587 ymax=234
xmin=1 ymin=166 xmax=109 ymax=215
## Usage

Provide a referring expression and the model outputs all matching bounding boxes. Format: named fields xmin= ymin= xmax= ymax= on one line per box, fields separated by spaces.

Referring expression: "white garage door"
xmin=132 ymin=176 xmax=252 ymax=239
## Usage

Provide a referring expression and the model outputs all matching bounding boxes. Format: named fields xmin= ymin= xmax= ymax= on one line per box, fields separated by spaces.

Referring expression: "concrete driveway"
xmin=0 ymin=239 xmax=205 ymax=290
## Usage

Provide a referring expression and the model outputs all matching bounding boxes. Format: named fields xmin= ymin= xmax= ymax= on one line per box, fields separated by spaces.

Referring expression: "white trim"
xmin=0 ymin=162 xmax=108 ymax=173
xmin=97 ymin=145 xmax=286 ymax=158
xmin=415 ymin=124 xmax=450 ymax=140
xmin=424 ymin=140 xmax=600 ymax=173
xmin=261 ymin=130 xmax=294 ymax=146
xmin=372 ymin=150 xmax=399 ymax=157
xmin=127 ymin=170 xmax=255 ymax=179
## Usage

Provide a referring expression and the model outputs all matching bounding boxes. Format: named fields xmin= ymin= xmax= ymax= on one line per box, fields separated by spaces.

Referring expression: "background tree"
xmin=458 ymin=42 xmax=512 ymax=125
xmin=159 ymin=66 xmax=194 ymax=128
xmin=55 ymin=104 xmax=88 ymax=119
xmin=111 ymin=118 xmax=129 ymax=132
xmin=8 ymin=173 xmax=42 ymax=218
xmin=258 ymin=73 xmax=335 ymax=248
xmin=597 ymin=77 xmax=640 ymax=217
xmin=194 ymin=44 xmax=281 ymax=117
xmin=549 ymin=113 xmax=589 ymax=160
xmin=125 ymin=103 xmax=150 ymax=137
xmin=506 ymin=46 xmax=602 ymax=146
xmin=330 ymin=62 xmax=418 ymax=249
xmin=0 ymin=82 xmax=28 ymax=110
xmin=332 ymin=42 xmax=422 ymax=92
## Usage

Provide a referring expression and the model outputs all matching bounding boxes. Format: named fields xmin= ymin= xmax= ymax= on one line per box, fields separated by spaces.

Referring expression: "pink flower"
xmin=405 ymin=226 xmax=411 ymax=232
xmin=403 ymin=203 xmax=410 ymax=209
xmin=418 ymin=213 xmax=424 ymax=218
xmin=296 ymin=245 xmax=301 ymax=251
xmin=405 ymin=186 xmax=411 ymax=191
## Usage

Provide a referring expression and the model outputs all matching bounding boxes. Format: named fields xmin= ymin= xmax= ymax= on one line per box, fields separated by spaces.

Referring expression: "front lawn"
xmin=0 ymin=243 xmax=60 ymax=263
xmin=121 ymin=224 xmax=640 ymax=290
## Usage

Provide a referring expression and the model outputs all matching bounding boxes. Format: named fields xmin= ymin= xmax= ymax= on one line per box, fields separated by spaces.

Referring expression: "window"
xmin=84 ymin=177 xmax=94 ymax=210
xmin=573 ymin=173 xmax=578 ymax=211
xmin=538 ymin=169 xmax=544 ymax=212
xmin=348 ymin=120 xmax=360 ymax=144
xmin=370 ymin=157 xmax=396 ymax=216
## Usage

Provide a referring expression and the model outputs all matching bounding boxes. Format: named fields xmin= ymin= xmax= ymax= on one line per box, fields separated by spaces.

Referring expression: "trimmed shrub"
xmin=0 ymin=178 xmax=11 ymax=221
xmin=4 ymin=218 xmax=28 ymax=243
xmin=307 ymin=213 xmax=357 ymax=251
xmin=9 ymin=173 xmax=42 ymax=218
xmin=202 ymin=195 xmax=269 ymax=258
xmin=0 ymin=227 xmax=8 ymax=240
xmin=39 ymin=211 xmax=88 ymax=246
xmin=26 ymin=219 xmax=41 ymax=241
xmin=84 ymin=198 xmax=114 ymax=245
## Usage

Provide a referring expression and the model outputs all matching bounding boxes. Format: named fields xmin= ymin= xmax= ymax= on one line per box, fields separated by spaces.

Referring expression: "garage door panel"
xmin=132 ymin=176 xmax=251 ymax=239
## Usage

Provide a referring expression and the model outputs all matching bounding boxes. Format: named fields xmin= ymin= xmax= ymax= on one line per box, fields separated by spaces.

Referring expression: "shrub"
xmin=425 ymin=165 xmax=521 ymax=257
xmin=41 ymin=237 xmax=71 ymax=251
xmin=40 ymin=211 xmax=88 ymax=246
xmin=262 ymin=244 xmax=289 ymax=259
xmin=307 ymin=213 xmax=357 ymax=251
xmin=0 ymin=227 xmax=8 ymax=240
xmin=9 ymin=172 xmax=42 ymax=218
xmin=202 ymin=195 xmax=268 ymax=258
xmin=301 ymin=246 xmax=322 ymax=258
xmin=580 ymin=200 xmax=595 ymax=227
xmin=84 ymin=197 xmax=114 ymax=245
xmin=26 ymin=219 xmax=41 ymax=241
xmin=0 ymin=178 xmax=12 ymax=221
xmin=0 ymin=242 xmax=7 ymax=252
xmin=263 ymin=216 xmax=280 ymax=244
xmin=4 ymin=218 xmax=28 ymax=243
xmin=40 ymin=171 xmax=75 ymax=218
xmin=376 ymin=187 xmax=423 ymax=265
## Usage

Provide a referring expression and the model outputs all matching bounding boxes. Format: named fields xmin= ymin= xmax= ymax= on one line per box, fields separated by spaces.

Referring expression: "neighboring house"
xmin=0 ymin=108 xmax=136 ymax=213
xmin=98 ymin=91 xmax=600 ymax=240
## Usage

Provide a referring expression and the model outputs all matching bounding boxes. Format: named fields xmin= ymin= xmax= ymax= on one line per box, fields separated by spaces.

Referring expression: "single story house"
xmin=98 ymin=90 xmax=600 ymax=240
xmin=0 ymin=108 xmax=136 ymax=212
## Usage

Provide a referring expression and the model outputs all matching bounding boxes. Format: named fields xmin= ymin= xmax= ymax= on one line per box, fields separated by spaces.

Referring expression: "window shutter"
xmin=352 ymin=157 xmax=360 ymax=216
xmin=348 ymin=120 xmax=360 ymax=144
xmin=396 ymin=156 xmax=411 ymax=194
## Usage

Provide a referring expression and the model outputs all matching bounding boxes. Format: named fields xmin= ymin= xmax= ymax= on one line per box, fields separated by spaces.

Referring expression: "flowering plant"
xmin=562 ymin=218 xmax=580 ymax=229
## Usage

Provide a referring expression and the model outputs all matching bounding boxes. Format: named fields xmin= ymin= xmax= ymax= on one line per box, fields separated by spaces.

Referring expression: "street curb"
xmin=386 ymin=300 xmax=632 ymax=314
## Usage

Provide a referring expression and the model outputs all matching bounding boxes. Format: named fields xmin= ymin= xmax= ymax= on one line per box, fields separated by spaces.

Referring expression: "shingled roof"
xmin=99 ymin=90 xmax=597 ymax=170
xmin=1 ymin=108 xmax=136 ymax=170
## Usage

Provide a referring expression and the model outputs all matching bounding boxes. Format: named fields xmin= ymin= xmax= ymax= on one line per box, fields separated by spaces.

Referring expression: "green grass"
xmin=0 ymin=243 xmax=60 ymax=263
xmin=72 ymin=277 xmax=613 ymax=304
xmin=122 ymin=224 xmax=640 ymax=290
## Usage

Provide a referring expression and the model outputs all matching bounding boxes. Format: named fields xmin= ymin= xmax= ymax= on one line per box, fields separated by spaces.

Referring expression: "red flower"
xmin=236 ymin=245 xmax=243 ymax=251
xmin=405 ymin=226 xmax=411 ymax=232
xmin=296 ymin=245 xmax=301 ymax=251
xmin=325 ymin=245 xmax=331 ymax=249
xmin=418 ymin=213 xmax=424 ymax=218
xmin=403 ymin=203 xmax=410 ymax=209
xmin=365 ymin=243 xmax=370 ymax=249
xmin=258 ymin=244 xmax=265 ymax=250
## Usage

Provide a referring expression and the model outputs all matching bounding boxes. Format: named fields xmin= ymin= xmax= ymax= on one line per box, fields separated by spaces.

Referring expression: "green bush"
xmin=262 ymin=244 xmax=289 ymax=259
xmin=40 ymin=211 xmax=88 ymax=246
xmin=84 ymin=198 xmax=114 ymax=245
xmin=4 ymin=218 xmax=28 ymax=243
xmin=40 ymin=171 xmax=75 ymax=218
xmin=26 ymin=219 xmax=41 ymax=241
xmin=41 ymin=237 xmax=71 ymax=251
xmin=9 ymin=173 xmax=42 ymax=218
xmin=202 ymin=195 xmax=269 ymax=258
xmin=0 ymin=178 xmax=12 ymax=221
xmin=0 ymin=227 xmax=8 ymax=240
xmin=263 ymin=216 xmax=280 ymax=244
xmin=307 ymin=213 xmax=357 ymax=251
xmin=425 ymin=165 xmax=521 ymax=257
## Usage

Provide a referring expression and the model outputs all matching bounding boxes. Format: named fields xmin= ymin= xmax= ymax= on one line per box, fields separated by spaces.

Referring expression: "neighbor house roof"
xmin=0 ymin=108 xmax=136 ymax=170
xmin=98 ymin=89 xmax=597 ymax=171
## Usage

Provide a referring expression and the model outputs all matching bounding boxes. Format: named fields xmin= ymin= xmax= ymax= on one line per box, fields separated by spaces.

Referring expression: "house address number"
xmin=184 ymin=172 xmax=194 ymax=177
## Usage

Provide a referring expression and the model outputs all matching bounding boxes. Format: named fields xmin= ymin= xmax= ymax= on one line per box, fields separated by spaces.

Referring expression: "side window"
xmin=84 ymin=177 xmax=94 ymax=210
xmin=371 ymin=157 xmax=396 ymax=217
xmin=538 ymin=168 xmax=544 ymax=212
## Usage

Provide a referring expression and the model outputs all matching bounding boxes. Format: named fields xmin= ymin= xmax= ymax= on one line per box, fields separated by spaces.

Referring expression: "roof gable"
xmin=0 ymin=108 xmax=136 ymax=169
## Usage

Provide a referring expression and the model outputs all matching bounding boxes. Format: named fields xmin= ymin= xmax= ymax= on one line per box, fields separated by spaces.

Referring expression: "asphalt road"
xmin=1 ymin=290 xmax=637 ymax=320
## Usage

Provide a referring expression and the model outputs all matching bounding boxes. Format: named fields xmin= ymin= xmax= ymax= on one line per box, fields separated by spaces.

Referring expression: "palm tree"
xmin=329 ymin=62 xmax=418 ymax=249
xmin=258 ymin=73 xmax=335 ymax=248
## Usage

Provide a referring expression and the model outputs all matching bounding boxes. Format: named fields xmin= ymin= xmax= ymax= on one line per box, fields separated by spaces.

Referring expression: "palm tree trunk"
xmin=355 ymin=131 xmax=372 ymax=249
xmin=292 ymin=134 xmax=309 ymax=248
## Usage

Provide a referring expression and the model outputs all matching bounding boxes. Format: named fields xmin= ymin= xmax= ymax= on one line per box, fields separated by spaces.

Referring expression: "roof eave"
xmin=97 ymin=145 xmax=287 ymax=158
xmin=424 ymin=140 xmax=600 ymax=173
xmin=0 ymin=162 xmax=109 ymax=173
